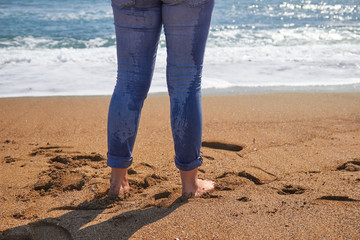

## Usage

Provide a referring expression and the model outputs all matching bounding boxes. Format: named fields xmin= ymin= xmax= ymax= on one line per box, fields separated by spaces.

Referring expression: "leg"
xmin=162 ymin=0 xmax=215 ymax=198
xmin=107 ymin=3 xmax=162 ymax=195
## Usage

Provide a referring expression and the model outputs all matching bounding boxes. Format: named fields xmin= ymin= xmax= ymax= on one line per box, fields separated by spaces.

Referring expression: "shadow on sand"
xmin=1 ymin=196 xmax=186 ymax=240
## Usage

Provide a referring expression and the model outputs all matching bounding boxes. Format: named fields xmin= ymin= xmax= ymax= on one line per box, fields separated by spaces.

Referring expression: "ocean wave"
xmin=2 ymin=24 xmax=359 ymax=51
xmin=0 ymin=36 xmax=116 ymax=50
xmin=1 ymin=43 xmax=359 ymax=97
xmin=0 ymin=47 xmax=116 ymax=66
xmin=208 ymin=26 xmax=360 ymax=47
xmin=42 ymin=10 xmax=113 ymax=21
xmin=1 ymin=40 xmax=359 ymax=68
xmin=249 ymin=1 xmax=358 ymax=19
xmin=279 ymin=1 xmax=358 ymax=14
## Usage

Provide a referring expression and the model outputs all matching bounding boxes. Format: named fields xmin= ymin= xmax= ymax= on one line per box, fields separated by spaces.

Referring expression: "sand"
xmin=0 ymin=92 xmax=359 ymax=239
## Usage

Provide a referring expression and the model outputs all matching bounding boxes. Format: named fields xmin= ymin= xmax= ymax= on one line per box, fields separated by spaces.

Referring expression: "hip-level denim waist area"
xmin=111 ymin=0 xmax=211 ymax=8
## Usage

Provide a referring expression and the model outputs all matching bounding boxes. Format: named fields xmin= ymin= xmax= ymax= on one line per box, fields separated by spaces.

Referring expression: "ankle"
xmin=110 ymin=168 xmax=129 ymax=184
xmin=109 ymin=168 xmax=130 ymax=195
xmin=180 ymin=168 xmax=199 ymax=193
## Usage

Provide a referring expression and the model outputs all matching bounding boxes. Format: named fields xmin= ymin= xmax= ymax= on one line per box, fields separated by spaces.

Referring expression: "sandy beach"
xmin=0 ymin=92 xmax=359 ymax=239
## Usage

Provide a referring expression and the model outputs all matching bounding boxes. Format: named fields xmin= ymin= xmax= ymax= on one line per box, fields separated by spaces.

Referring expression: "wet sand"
xmin=0 ymin=92 xmax=359 ymax=239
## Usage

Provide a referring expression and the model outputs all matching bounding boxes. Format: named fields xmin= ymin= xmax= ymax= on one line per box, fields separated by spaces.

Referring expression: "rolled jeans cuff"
xmin=175 ymin=155 xmax=203 ymax=171
xmin=107 ymin=153 xmax=133 ymax=168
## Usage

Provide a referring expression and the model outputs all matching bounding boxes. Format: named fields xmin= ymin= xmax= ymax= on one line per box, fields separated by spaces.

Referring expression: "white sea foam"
xmin=1 ymin=41 xmax=359 ymax=98
xmin=0 ymin=36 xmax=116 ymax=50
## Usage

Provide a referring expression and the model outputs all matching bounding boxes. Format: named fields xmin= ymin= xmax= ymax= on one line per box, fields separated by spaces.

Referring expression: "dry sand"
xmin=0 ymin=92 xmax=359 ymax=239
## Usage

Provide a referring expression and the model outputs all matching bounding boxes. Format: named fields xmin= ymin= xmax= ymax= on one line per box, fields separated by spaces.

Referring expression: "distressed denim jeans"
xmin=107 ymin=0 xmax=214 ymax=171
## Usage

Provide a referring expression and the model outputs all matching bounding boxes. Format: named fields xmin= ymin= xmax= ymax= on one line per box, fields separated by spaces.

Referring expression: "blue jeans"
xmin=107 ymin=0 xmax=214 ymax=171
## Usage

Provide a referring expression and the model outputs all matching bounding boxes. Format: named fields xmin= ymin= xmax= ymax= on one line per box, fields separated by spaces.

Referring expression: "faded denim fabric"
xmin=107 ymin=0 xmax=214 ymax=171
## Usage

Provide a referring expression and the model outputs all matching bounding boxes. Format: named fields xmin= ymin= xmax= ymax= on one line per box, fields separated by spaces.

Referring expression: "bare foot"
xmin=180 ymin=168 xmax=215 ymax=200
xmin=108 ymin=168 xmax=130 ymax=196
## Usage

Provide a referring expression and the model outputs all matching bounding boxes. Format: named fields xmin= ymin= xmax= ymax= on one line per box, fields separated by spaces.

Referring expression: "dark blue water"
xmin=1 ymin=0 xmax=358 ymax=48
xmin=0 ymin=0 xmax=114 ymax=48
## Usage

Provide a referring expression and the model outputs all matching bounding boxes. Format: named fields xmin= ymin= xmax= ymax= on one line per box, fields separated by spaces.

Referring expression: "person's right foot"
xmin=180 ymin=168 xmax=215 ymax=200
xmin=181 ymin=178 xmax=215 ymax=200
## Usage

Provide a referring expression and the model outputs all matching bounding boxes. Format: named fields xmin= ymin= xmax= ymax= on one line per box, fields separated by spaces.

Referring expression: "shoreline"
xmin=1 ymin=82 xmax=359 ymax=99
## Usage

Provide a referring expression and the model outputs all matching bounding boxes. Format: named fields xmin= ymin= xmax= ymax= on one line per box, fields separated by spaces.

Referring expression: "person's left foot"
xmin=108 ymin=168 xmax=130 ymax=196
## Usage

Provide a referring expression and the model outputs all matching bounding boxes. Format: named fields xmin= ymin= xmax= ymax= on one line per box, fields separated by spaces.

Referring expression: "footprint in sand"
xmin=118 ymin=163 xmax=181 ymax=208
xmin=34 ymin=170 xmax=86 ymax=195
xmin=4 ymin=140 xmax=16 ymax=144
xmin=336 ymin=158 xmax=360 ymax=172
xmin=129 ymin=173 xmax=168 ymax=191
xmin=136 ymin=188 xmax=182 ymax=209
xmin=154 ymin=191 xmax=172 ymax=200
xmin=201 ymin=141 xmax=245 ymax=162
xmin=214 ymin=171 xmax=267 ymax=194
xmin=201 ymin=141 xmax=247 ymax=191
xmin=4 ymin=156 xmax=17 ymax=163
xmin=126 ymin=162 xmax=168 ymax=191
xmin=200 ymin=192 xmax=221 ymax=199
xmin=316 ymin=196 xmax=360 ymax=202
xmin=30 ymin=145 xmax=75 ymax=157
xmin=127 ymin=162 xmax=156 ymax=175
xmin=202 ymin=141 xmax=243 ymax=152
xmin=216 ymin=171 xmax=264 ymax=186
xmin=277 ymin=184 xmax=306 ymax=195
xmin=237 ymin=197 xmax=251 ymax=202
xmin=202 ymin=154 xmax=215 ymax=160
xmin=30 ymin=145 xmax=106 ymax=197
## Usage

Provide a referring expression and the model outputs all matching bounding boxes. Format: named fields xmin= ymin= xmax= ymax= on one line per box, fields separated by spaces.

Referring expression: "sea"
xmin=0 ymin=0 xmax=359 ymax=97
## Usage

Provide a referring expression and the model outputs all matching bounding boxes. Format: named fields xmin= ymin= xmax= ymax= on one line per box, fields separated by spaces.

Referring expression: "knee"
xmin=166 ymin=64 xmax=203 ymax=94
xmin=114 ymin=66 xmax=152 ymax=98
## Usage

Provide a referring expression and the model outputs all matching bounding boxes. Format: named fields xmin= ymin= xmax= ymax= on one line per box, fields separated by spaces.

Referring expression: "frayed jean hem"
xmin=107 ymin=153 xmax=133 ymax=168
xmin=175 ymin=155 xmax=203 ymax=171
